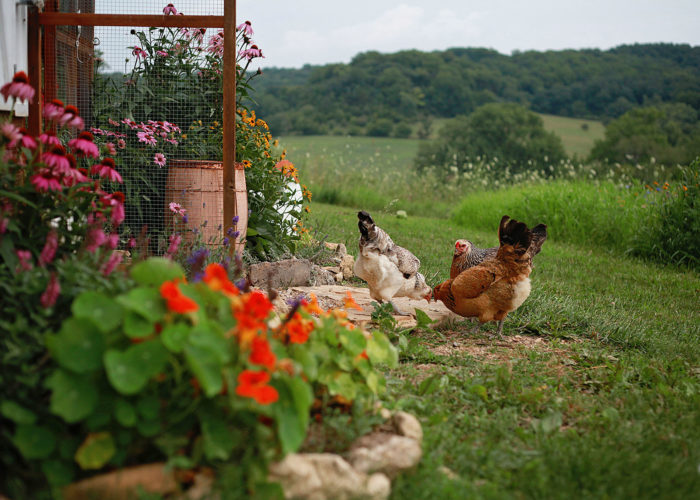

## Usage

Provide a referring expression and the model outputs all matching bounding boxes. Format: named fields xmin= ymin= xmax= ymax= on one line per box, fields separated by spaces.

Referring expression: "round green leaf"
xmin=130 ymin=257 xmax=185 ymax=286
xmin=41 ymin=459 xmax=74 ymax=486
xmin=116 ymin=287 xmax=166 ymax=323
xmin=71 ymin=291 xmax=124 ymax=333
xmin=1 ymin=400 xmax=37 ymax=425
xmin=366 ymin=331 xmax=398 ymax=368
xmin=338 ymin=328 xmax=367 ymax=356
xmin=136 ymin=419 xmax=160 ymax=437
xmin=136 ymin=396 xmax=160 ymax=420
xmin=184 ymin=344 xmax=223 ymax=397
xmin=47 ymin=318 xmax=105 ymax=373
xmin=46 ymin=370 xmax=98 ymax=423
xmin=199 ymin=410 xmax=235 ymax=461
xmin=123 ymin=311 xmax=154 ymax=339
xmin=74 ymin=432 xmax=116 ymax=470
xmin=104 ymin=340 xmax=168 ymax=395
xmin=13 ymin=425 xmax=56 ymax=459
xmin=114 ymin=399 xmax=137 ymax=427
xmin=161 ymin=323 xmax=190 ymax=353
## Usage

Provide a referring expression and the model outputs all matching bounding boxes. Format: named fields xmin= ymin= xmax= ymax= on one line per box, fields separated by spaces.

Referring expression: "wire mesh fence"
xmin=45 ymin=0 xmax=227 ymax=252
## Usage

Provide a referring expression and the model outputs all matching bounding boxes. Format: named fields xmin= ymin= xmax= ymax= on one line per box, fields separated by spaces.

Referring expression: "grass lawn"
xmin=307 ymin=202 xmax=700 ymax=499
xmin=539 ymin=114 xmax=606 ymax=158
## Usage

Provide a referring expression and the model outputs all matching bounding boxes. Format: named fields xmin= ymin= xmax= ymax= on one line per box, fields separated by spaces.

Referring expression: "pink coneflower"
xmin=40 ymin=273 xmax=61 ymax=308
xmin=154 ymin=153 xmax=166 ymax=167
xmin=59 ymin=105 xmax=84 ymax=129
xmin=16 ymin=249 xmax=33 ymax=272
xmin=86 ymin=226 xmax=108 ymax=252
xmin=240 ymin=45 xmax=264 ymax=60
xmin=91 ymin=158 xmax=123 ymax=183
xmin=117 ymin=138 xmax=126 ymax=149
xmin=1 ymin=122 xmax=22 ymax=143
xmin=103 ymin=191 xmax=125 ymax=226
xmin=1 ymin=71 xmax=35 ymax=103
xmin=108 ymin=118 xmax=120 ymax=127
xmin=156 ymin=50 xmax=169 ymax=57
xmin=43 ymin=99 xmax=64 ymax=121
xmin=39 ymin=131 xmax=61 ymax=146
xmin=41 ymin=145 xmax=71 ymax=173
xmin=169 ymin=201 xmax=186 ymax=215
xmin=122 ymin=118 xmax=137 ymax=129
xmin=132 ymin=46 xmax=147 ymax=60
xmin=237 ymin=20 xmax=254 ymax=36
xmin=31 ymin=170 xmax=63 ymax=192
xmin=9 ymin=127 xmax=37 ymax=150
xmin=90 ymin=127 xmax=106 ymax=136
xmin=106 ymin=232 xmax=120 ymax=249
xmin=105 ymin=142 xmax=117 ymax=155
xmin=137 ymin=131 xmax=157 ymax=146
xmin=101 ymin=251 xmax=123 ymax=276
xmin=38 ymin=230 xmax=58 ymax=266
xmin=163 ymin=3 xmax=177 ymax=15
xmin=207 ymin=31 xmax=224 ymax=57
xmin=166 ymin=233 xmax=182 ymax=256
xmin=68 ymin=131 xmax=100 ymax=158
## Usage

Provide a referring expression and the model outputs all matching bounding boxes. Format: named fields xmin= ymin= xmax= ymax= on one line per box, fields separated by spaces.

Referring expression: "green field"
xmin=539 ymin=114 xmax=605 ymax=158
xmin=307 ymin=202 xmax=700 ymax=499
xmin=283 ymin=129 xmax=699 ymax=498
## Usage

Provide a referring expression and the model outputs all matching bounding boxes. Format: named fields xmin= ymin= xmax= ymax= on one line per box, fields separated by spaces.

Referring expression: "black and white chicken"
xmin=353 ymin=211 xmax=431 ymax=315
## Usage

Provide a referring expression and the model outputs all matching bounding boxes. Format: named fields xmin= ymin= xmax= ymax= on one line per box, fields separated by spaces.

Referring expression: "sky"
xmin=237 ymin=0 xmax=700 ymax=69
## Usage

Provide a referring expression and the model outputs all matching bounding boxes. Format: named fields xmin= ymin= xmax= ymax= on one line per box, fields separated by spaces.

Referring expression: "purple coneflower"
xmin=0 ymin=71 xmax=35 ymax=103
xmin=68 ymin=131 xmax=100 ymax=158
xmin=154 ymin=153 xmax=166 ymax=167
xmin=163 ymin=3 xmax=177 ymax=15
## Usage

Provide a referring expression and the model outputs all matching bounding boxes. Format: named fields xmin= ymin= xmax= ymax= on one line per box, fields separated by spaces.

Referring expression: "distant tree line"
xmin=251 ymin=43 xmax=700 ymax=138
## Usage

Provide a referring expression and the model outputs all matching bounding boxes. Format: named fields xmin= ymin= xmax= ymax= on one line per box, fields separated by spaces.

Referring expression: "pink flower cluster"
xmin=0 ymin=71 xmax=35 ymax=103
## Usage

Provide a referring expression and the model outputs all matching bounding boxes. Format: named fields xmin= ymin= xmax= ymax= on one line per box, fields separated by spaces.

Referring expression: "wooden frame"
xmin=28 ymin=1 xmax=243 ymax=256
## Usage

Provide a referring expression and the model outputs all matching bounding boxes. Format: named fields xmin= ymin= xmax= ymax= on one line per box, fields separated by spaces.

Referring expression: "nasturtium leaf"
xmin=136 ymin=396 xmax=160 ymax=420
xmin=123 ymin=311 xmax=154 ymax=339
xmin=161 ymin=323 xmax=190 ymax=352
xmin=326 ymin=372 xmax=357 ymax=400
xmin=184 ymin=344 xmax=223 ymax=397
xmin=338 ymin=328 xmax=366 ymax=356
xmin=71 ymin=292 xmax=124 ymax=333
xmin=46 ymin=317 xmax=105 ymax=373
xmin=291 ymin=346 xmax=318 ymax=380
xmin=104 ymin=340 xmax=168 ymax=395
xmin=116 ymin=287 xmax=166 ymax=323
xmin=46 ymin=370 xmax=98 ymax=423
xmin=114 ymin=399 xmax=137 ymax=427
xmin=136 ymin=419 xmax=160 ymax=437
xmin=470 ymin=384 xmax=488 ymax=402
xmin=365 ymin=370 xmax=384 ymax=395
xmin=188 ymin=324 xmax=231 ymax=363
xmin=13 ymin=425 xmax=56 ymax=459
xmin=130 ymin=257 xmax=185 ymax=286
xmin=366 ymin=331 xmax=398 ymax=368
xmin=41 ymin=459 xmax=74 ymax=486
xmin=272 ymin=378 xmax=312 ymax=455
xmin=1 ymin=400 xmax=37 ymax=424
xmin=199 ymin=410 xmax=235 ymax=460
xmin=414 ymin=308 xmax=435 ymax=329
xmin=74 ymin=432 xmax=116 ymax=470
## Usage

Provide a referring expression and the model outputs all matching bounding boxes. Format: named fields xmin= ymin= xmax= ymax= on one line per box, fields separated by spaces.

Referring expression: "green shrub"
xmin=414 ymin=103 xmax=567 ymax=176
xmin=366 ymin=118 xmax=394 ymax=137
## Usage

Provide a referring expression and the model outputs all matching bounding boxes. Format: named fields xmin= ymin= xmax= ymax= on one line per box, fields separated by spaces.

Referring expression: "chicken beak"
xmin=424 ymin=291 xmax=432 ymax=303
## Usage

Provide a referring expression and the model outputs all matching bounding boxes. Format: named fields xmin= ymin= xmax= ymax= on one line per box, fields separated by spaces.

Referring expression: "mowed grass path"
xmin=308 ymin=202 xmax=700 ymax=499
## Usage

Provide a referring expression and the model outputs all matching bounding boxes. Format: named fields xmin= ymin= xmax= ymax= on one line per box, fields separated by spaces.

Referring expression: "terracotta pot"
xmin=165 ymin=160 xmax=247 ymax=253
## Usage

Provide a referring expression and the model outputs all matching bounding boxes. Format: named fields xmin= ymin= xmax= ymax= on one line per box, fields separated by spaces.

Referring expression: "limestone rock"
xmin=312 ymin=266 xmax=336 ymax=286
xmin=348 ymin=433 xmax=422 ymax=479
xmin=392 ymin=411 xmax=423 ymax=443
xmin=340 ymin=254 xmax=355 ymax=280
xmin=249 ymin=259 xmax=314 ymax=289
xmin=269 ymin=453 xmax=389 ymax=500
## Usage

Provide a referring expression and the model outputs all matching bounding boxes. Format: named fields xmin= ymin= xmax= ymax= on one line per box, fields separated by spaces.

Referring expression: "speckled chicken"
xmin=353 ymin=211 xmax=431 ymax=315
xmin=433 ymin=216 xmax=547 ymax=337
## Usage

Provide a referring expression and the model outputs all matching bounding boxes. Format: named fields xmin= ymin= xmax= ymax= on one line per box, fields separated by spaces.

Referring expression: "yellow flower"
xmin=304 ymin=206 xmax=311 ymax=213
xmin=182 ymin=134 xmax=188 ymax=139
xmin=273 ymin=139 xmax=279 ymax=147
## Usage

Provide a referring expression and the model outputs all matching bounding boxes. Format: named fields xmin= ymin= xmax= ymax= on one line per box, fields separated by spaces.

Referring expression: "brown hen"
xmin=434 ymin=216 xmax=547 ymax=338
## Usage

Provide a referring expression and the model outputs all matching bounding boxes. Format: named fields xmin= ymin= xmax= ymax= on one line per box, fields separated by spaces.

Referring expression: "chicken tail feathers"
xmin=357 ymin=211 xmax=375 ymax=238
xmin=529 ymin=223 xmax=548 ymax=257
xmin=498 ymin=215 xmax=532 ymax=255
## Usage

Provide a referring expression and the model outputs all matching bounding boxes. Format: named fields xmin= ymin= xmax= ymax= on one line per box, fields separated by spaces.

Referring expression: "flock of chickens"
xmin=353 ymin=211 xmax=547 ymax=337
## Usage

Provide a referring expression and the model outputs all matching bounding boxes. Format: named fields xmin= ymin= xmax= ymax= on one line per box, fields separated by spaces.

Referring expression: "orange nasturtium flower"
xmin=285 ymin=312 xmax=314 ymax=344
xmin=160 ymin=279 xmax=198 ymax=314
xmin=249 ymin=336 xmax=276 ymax=370
xmin=344 ymin=291 xmax=362 ymax=311
xmin=302 ymin=293 xmax=325 ymax=315
xmin=236 ymin=369 xmax=278 ymax=404
xmin=203 ymin=263 xmax=238 ymax=295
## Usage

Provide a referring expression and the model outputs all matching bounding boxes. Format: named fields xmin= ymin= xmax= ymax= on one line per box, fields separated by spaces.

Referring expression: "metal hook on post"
xmin=75 ymin=8 xmax=83 ymax=63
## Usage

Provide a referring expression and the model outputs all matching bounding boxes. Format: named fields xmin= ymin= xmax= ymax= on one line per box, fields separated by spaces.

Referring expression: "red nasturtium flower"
xmin=203 ymin=263 xmax=239 ymax=295
xmin=285 ymin=312 xmax=314 ymax=344
xmin=236 ymin=369 xmax=278 ymax=404
xmin=160 ymin=279 xmax=198 ymax=313
xmin=245 ymin=290 xmax=274 ymax=319
xmin=248 ymin=335 xmax=276 ymax=370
